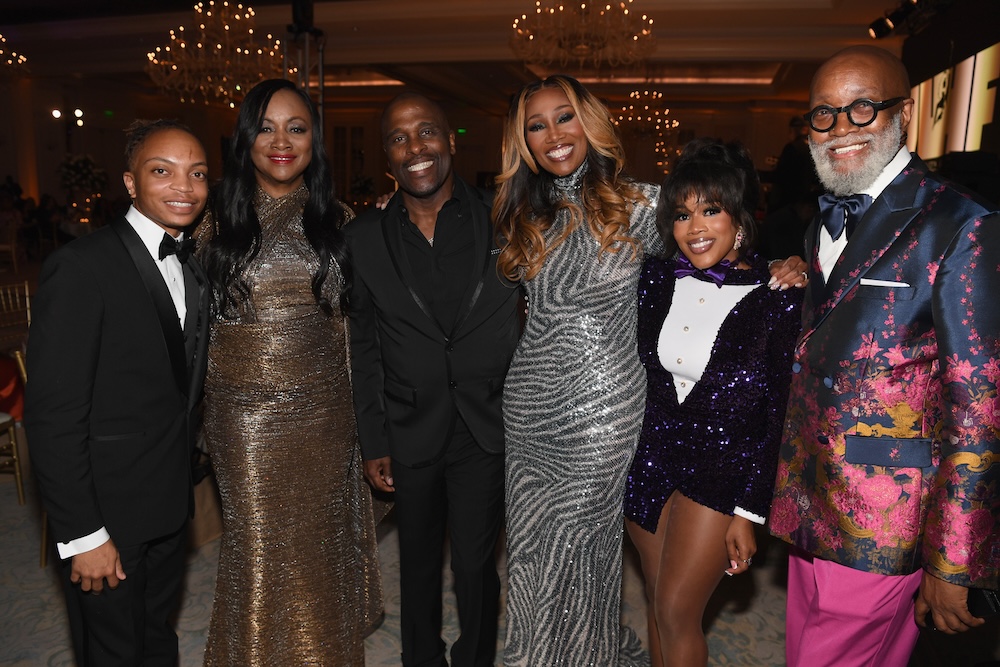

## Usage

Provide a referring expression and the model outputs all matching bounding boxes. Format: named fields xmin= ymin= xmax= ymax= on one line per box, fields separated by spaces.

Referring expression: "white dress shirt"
xmin=126 ymin=205 xmax=188 ymax=327
xmin=818 ymin=147 xmax=911 ymax=281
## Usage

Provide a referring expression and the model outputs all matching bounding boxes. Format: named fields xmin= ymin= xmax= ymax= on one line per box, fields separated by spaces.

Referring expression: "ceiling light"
xmin=146 ymin=1 xmax=295 ymax=106
xmin=511 ymin=1 xmax=655 ymax=69
xmin=869 ymin=0 xmax=919 ymax=39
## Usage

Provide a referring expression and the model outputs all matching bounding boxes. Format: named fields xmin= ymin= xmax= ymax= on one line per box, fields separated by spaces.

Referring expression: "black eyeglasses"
xmin=802 ymin=97 xmax=907 ymax=133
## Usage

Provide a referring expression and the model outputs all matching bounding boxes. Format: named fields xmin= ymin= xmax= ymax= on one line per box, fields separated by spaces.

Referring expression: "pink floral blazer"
xmin=770 ymin=157 xmax=1000 ymax=589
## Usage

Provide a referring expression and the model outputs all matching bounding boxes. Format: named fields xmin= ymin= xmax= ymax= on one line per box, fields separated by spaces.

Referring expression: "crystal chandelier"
xmin=615 ymin=90 xmax=680 ymax=172
xmin=146 ymin=1 xmax=292 ymax=107
xmin=616 ymin=89 xmax=676 ymax=127
xmin=0 ymin=34 xmax=29 ymax=76
xmin=511 ymin=1 xmax=655 ymax=69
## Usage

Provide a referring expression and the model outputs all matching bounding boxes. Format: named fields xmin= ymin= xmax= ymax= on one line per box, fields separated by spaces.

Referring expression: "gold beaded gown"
xmin=202 ymin=185 xmax=382 ymax=666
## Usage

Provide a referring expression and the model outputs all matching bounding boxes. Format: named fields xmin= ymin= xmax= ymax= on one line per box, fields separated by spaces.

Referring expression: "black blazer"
xmin=346 ymin=179 xmax=522 ymax=466
xmin=25 ymin=216 xmax=209 ymax=549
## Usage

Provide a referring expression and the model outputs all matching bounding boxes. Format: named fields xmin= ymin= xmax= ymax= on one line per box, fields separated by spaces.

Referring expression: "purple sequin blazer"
xmin=628 ymin=255 xmax=802 ymax=530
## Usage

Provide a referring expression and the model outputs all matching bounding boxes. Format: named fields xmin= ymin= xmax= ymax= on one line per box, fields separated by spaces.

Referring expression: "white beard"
xmin=809 ymin=113 xmax=903 ymax=196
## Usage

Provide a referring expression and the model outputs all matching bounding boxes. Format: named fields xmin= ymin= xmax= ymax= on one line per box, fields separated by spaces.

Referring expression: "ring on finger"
xmin=743 ymin=557 xmax=752 ymax=566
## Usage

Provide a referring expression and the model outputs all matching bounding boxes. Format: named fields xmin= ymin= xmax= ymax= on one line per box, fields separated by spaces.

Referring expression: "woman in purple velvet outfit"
xmin=624 ymin=138 xmax=803 ymax=667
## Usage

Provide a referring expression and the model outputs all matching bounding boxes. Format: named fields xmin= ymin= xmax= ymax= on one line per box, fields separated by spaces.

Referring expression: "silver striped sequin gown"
xmin=503 ymin=166 xmax=660 ymax=666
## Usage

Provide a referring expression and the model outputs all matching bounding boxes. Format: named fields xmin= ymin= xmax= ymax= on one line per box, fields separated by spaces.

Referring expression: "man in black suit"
xmin=346 ymin=93 xmax=521 ymax=667
xmin=25 ymin=119 xmax=210 ymax=666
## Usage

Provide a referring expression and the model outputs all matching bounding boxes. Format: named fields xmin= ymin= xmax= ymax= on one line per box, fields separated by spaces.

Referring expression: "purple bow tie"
xmin=673 ymin=254 xmax=734 ymax=288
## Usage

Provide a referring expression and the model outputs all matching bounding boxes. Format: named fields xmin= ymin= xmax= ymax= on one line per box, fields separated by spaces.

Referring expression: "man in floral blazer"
xmin=770 ymin=45 xmax=1000 ymax=666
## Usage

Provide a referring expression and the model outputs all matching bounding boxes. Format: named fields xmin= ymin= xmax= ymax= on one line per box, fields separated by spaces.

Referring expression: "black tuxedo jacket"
xmin=346 ymin=179 xmax=522 ymax=466
xmin=25 ymin=216 xmax=210 ymax=549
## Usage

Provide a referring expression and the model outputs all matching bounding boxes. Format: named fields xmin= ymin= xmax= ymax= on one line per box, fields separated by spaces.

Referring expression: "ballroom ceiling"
xmin=0 ymin=0 xmax=969 ymax=117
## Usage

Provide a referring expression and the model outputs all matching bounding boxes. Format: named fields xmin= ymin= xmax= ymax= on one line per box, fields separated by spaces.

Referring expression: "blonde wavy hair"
xmin=493 ymin=75 xmax=646 ymax=282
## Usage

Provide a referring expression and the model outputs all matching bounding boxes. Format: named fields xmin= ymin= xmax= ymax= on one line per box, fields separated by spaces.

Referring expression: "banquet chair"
xmin=12 ymin=349 xmax=47 ymax=566
xmin=0 ymin=281 xmax=30 ymax=353
xmin=0 ymin=347 xmax=25 ymax=505
xmin=0 ymin=400 xmax=22 ymax=505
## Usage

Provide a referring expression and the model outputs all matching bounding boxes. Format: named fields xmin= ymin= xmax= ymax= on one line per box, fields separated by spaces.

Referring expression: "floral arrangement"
xmin=58 ymin=154 xmax=108 ymax=194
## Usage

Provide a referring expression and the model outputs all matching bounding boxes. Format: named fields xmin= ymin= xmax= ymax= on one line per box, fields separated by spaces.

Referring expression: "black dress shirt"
xmin=397 ymin=194 xmax=474 ymax=331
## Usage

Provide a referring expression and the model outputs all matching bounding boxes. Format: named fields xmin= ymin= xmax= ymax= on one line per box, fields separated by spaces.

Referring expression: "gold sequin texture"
xmin=202 ymin=185 xmax=383 ymax=666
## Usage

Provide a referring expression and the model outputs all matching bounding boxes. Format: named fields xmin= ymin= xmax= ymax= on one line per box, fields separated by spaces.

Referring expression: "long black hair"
xmin=202 ymin=78 xmax=351 ymax=318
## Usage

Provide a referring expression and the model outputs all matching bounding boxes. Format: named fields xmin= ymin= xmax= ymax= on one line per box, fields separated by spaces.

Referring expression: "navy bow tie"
xmin=819 ymin=193 xmax=873 ymax=241
xmin=158 ymin=233 xmax=195 ymax=263
xmin=673 ymin=254 xmax=734 ymax=288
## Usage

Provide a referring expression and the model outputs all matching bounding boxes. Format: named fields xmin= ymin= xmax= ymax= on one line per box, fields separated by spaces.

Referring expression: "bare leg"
xmin=626 ymin=494 xmax=674 ymax=667
xmin=657 ymin=492 xmax=744 ymax=667
xmin=628 ymin=491 xmax=749 ymax=667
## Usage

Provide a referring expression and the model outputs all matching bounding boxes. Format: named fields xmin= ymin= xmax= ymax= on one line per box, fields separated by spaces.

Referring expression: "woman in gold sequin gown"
xmin=199 ymin=79 xmax=382 ymax=666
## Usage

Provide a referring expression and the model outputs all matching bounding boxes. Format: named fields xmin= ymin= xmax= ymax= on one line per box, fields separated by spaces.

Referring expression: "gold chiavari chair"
xmin=0 ymin=386 xmax=22 ymax=505
xmin=12 ymin=346 xmax=47 ymax=567
xmin=0 ymin=284 xmax=28 ymax=507
xmin=0 ymin=280 xmax=30 ymax=353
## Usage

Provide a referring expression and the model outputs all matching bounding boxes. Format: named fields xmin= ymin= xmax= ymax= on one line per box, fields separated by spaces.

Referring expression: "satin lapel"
xmin=803 ymin=216 xmax=825 ymax=337
xmin=185 ymin=256 xmax=211 ymax=409
xmin=111 ymin=218 xmax=189 ymax=396
xmin=450 ymin=183 xmax=489 ymax=339
xmin=379 ymin=204 xmax=445 ymax=334
xmin=182 ymin=262 xmax=198 ymax=360
xmin=810 ymin=162 xmax=922 ymax=331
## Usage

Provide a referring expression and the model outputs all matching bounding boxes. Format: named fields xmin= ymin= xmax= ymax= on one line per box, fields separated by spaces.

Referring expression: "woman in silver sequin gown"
xmin=493 ymin=76 xmax=661 ymax=666
xmin=199 ymin=80 xmax=382 ymax=666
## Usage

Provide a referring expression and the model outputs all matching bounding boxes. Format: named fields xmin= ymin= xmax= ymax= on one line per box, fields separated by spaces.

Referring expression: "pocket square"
xmin=860 ymin=278 xmax=910 ymax=288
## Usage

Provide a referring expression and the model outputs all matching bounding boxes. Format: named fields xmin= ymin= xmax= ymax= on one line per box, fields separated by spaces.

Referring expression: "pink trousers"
xmin=785 ymin=547 xmax=923 ymax=667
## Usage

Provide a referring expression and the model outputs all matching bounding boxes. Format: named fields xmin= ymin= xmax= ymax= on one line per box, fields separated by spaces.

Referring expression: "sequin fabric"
xmin=503 ymin=164 xmax=660 ymax=667
xmin=624 ymin=256 xmax=802 ymax=532
xmin=201 ymin=185 xmax=382 ymax=666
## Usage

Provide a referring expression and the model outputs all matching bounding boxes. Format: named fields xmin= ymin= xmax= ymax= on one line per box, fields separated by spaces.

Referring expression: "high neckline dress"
xmin=503 ymin=164 xmax=661 ymax=666
xmin=202 ymin=185 xmax=382 ymax=666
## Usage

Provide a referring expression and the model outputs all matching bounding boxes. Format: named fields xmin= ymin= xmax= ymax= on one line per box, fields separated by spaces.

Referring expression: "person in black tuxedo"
xmin=346 ymin=93 xmax=521 ymax=667
xmin=25 ymin=119 xmax=210 ymax=666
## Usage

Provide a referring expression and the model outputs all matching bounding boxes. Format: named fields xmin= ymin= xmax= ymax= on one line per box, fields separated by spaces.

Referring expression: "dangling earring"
xmin=733 ymin=227 xmax=745 ymax=251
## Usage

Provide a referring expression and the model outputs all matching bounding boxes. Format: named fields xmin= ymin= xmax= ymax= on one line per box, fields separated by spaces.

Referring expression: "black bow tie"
xmin=158 ymin=233 xmax=195 ymax=264
xmin=819 ymin=193 xmax=873 ymax=241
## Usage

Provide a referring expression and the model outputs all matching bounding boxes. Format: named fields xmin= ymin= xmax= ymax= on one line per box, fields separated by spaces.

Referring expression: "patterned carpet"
xmin=1 ymin=427 xmax=997 ymax=666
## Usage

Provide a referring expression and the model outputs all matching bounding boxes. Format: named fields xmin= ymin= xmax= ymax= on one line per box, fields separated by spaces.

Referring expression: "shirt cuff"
xmin=734 ymin=506 xmax=766 ymax=525
xmin=57 ymin=527 xmax=111 ymax=559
